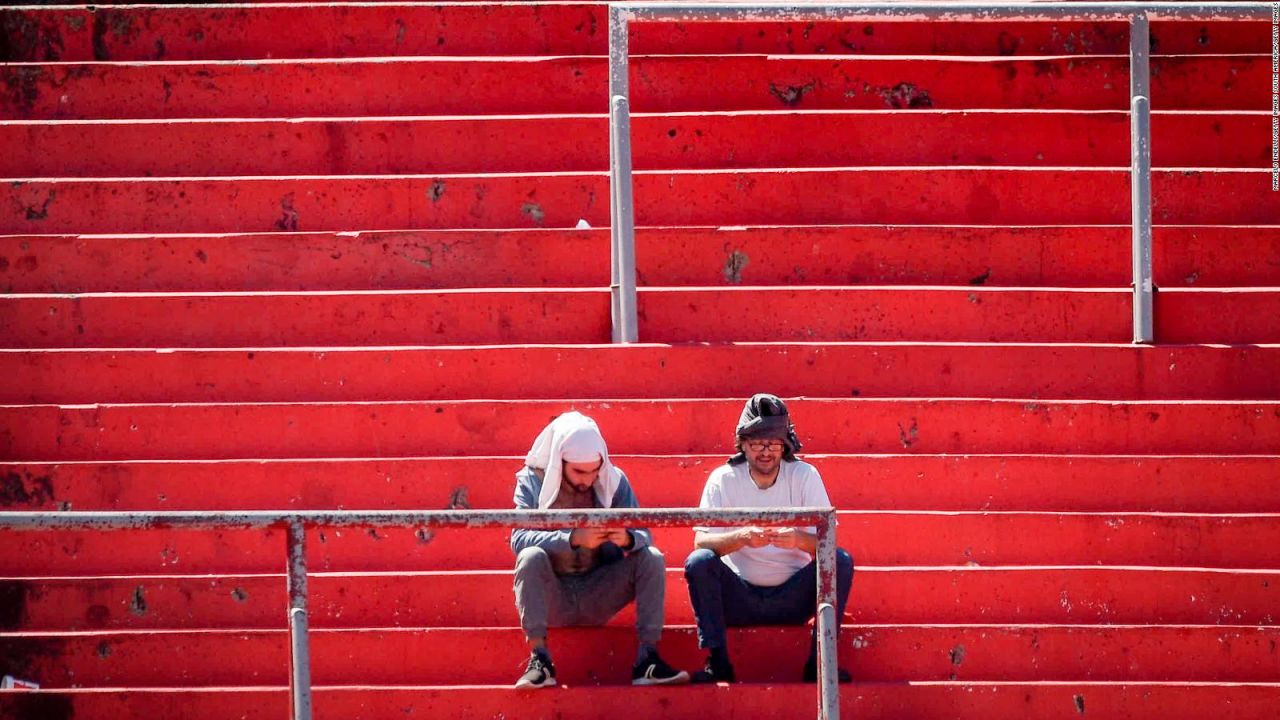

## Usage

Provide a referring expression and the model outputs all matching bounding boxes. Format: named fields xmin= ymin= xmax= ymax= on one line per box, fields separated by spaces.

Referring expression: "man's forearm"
xmin=694 ymin=530 xmax=746 ymax=556
xmin=794 ymin=529 xmax=818 ymax=555
xmin=511 ymin=527 xmax=573 ymax=555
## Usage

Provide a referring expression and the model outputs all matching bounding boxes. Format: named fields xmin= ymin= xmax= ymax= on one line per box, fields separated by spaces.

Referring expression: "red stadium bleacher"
xmin=2 ymin=2 xmax=1278 ymax=718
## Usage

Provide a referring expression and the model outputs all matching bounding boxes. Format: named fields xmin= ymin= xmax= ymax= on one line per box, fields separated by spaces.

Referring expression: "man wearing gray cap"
xmin=684 ymin=394 xmax=854 ymax=683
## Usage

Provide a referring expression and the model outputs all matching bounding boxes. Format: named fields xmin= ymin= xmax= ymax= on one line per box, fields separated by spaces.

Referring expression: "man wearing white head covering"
xmin=511 ymin=411 xmax=689 ymax=689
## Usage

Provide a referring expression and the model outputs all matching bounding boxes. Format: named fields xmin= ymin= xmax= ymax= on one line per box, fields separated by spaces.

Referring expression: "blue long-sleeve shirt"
xmin=509 ymin=465 xmax=653 ymax=575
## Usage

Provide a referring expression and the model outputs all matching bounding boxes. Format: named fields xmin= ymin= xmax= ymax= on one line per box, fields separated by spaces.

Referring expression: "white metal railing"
xmin=607 ymin=2 xmax=1277 ymax=344
xmin=0 ymin=507 xmax=841 ymax=720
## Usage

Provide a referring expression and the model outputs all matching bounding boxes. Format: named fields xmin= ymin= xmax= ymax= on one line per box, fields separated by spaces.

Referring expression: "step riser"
xmin=10 ymin=684 xmax=1280 ymax=720
xmin=5 ymin=114 xmax=1269 ymax=177
xmin=7 ymin=345 xmax=1280 ymax=404
xmin=4 ymin=685 xmax=1280 ymax=720
xmin=4 ymin=7 xmax=1269 ymax=59
xmin=5 ymin=400 xmax=1278 ymax=460
xmin=5 ymin=289 xmax=1278 ymax=347
xmin=0 ymin=291 xmax=612 ymax=348
xmin=4 ymin=626 xmax=1278 ymax=686
xmin=5 ymin=172 xmax=1272 ymax=234
xmin=5 ymin=456 xmax=1278 ymax=513
xmin=3 ymin=515 xmax=1276 ymax=575
xmin=7 ymin=569 xmax=1276 ymax=631
xmin=1 ymin=57 xmax=1268 ymax=120
xmin=5 ymin=227 xmax=1280 ymax=292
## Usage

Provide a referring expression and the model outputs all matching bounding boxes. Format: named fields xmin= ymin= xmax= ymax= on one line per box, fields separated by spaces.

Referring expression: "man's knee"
xmin=835 ymin=548 xmax=854 ymax=591
xmin=836 ymin=548 xmax=854 ymax=574
xmin=684 ymin=548 xmax=719 ymax=579
xmin=637 ymin=545 xmax=665 ymax=569
xmin=514 ymin=546 xmax=553 ymax=578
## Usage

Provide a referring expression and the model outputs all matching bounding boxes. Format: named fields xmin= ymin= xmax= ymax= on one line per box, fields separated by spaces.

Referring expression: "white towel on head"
xmin=525 ymin=411 xmax=621 ymax=509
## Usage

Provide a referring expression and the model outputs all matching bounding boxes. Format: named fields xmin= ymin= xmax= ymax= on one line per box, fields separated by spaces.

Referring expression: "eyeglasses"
xmin=745 ymin=441 xmax=785 ymax=452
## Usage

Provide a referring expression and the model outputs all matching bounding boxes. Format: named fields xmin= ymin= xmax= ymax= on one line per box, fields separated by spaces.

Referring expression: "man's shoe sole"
xmin=514 ymin=675 xmax=557 ymax=689
xmin=632 ymin=670 xmax=691 ymax=686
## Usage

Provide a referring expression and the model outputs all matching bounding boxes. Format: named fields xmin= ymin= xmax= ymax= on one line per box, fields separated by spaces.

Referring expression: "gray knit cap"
xmin=727 ymin=393 xmax=801 ymax=465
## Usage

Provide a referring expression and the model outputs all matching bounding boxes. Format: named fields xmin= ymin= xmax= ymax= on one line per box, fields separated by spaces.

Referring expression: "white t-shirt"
xmin=695 ymin=459 xmax=833 ymax=587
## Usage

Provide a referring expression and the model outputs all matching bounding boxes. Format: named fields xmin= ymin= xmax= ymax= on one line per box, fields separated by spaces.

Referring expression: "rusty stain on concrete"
xmin=723 ymin=247 xmax=749 ymax=284
xmin=881 ymin=82 xmax=933 ymax=108
xmin=129 ymin=585 xmax=147 ymax=616
xmin=768 ymin=81 xmax=815 ymax=107
xmin=1 ymin=12 xmax=66 ymax=62
xmin=447 ymin=486 xmax=471 ymax=510
xmin=24 ymin=190 xmax=54 ymax=221
xmin=897 ymin=418 xmax=919 ymax=448
xmin=1 ymin=470 xmax=55 ymax=507
xmin=274 ymin=193 xmax=300 ymax=231
xmin=521 ymin=202 xmax=545 ymax=226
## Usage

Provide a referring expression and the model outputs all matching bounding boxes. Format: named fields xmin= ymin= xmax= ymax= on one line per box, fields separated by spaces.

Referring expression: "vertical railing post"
xmin=815 ymin=512 xmax=840 ymax=720
xmin=1130 ymin=12 xmax=1155 ymax=343
xmin=608 ymin=5 xmax=638 ymax=343
xmin=286 ymin=521 xmax=313 ymax=720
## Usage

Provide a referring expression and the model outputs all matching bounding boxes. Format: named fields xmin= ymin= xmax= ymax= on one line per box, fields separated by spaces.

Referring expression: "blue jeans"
xmin=683 ymin=547 xmax=854 ymax=652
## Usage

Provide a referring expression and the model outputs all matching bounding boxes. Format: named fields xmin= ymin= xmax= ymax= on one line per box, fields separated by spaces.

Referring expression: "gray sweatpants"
xmin=513 ymin=545 xmax=665 ymax=644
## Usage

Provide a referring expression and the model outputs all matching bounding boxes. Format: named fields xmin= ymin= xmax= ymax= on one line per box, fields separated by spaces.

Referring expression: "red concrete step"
xmin=4 ymin=5 xmax=1270 ymax=60
xmin=5 ymin=286 xmax=1277 ymax=348
xmin=5 ymin=398 xmax=1278 ymax=461
xmin=5 ymin=170 xmax=1273 ymax=234
xmin=6 ymin=226 xmax=1278 ymax=293
xmin=3 ymin=625 xmax=1278 ymax=686
xmin=5 ymin=683 xmax=1280 ymax=720
xmin=1 ymin=56 xmax=1270 ymax=120
xmin=3 ymin=513 xmax=1277 ymax=575
xmin=8 ymin=567 xmax=1276 ymax=632
xmin=5 ymin=112 xmax=1270 ymax=177
xmin=639 ymin=287 xmax=1279 ymax=345
xmin=6 ymin=344 xmax=1280 ymax=404
xmin=0 ymin=289 xmax=612 ymax=348
xmin=4 ymin=455 xmax=1278 ymax=514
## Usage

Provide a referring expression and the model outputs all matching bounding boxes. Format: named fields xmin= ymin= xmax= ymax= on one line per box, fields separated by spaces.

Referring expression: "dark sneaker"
xmin=632 ymin=650 xmax=691 ymax=686
xmin=515 ymin=651 xmax=556 ymax=689
xmin=802 ymin=655 xmax=852 ymax=684
xmin=690 ymin=654 xmax=736 ymax=684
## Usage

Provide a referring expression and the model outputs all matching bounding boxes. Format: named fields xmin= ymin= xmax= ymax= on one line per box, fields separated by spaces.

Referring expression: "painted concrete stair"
xmin=5 ymin=399 xmax=1278 ymax=460
xmin=2 ymin=56 xmax=1271 ymax=119
xmin=5 ymin=113 xmax=1270 ymax=176
xmin=6 ymin=567 xmax=1279 ymax=631
xmin=4 ymin=511 xmax=1278 ymax=575
xmin=4 ymin=625 xmax=1280 ymax=686
xmin=4 ymin=455 xmax=1278 ymax=513
xmin=3 ymin=5 xmax=1271 ymax=60
xmin=4 ymin=683 xmax=1280 ymax=720
xmin=4 ymin=344 xmax=1279 ymax=402
xmin=6 ymin=227 xmax=1280 ymax=292
xmin=5 ymin=171 xmax=1276 ymax=234
xmin=1 ymin=2 xmax=1276 ymax=718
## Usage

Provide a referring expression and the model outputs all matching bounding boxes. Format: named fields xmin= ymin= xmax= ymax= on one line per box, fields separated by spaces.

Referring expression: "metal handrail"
xmin=607 ymin=2 xmax=1276 ymax=346
xmin=0 ymin=507 xmax=841 ymax=720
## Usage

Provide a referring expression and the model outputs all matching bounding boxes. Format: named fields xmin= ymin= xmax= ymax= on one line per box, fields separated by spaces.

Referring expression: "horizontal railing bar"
xmin=622 ymin=2 xmax=1275 ymax=22
xmin=0 ymin=508 xmax=834 ymax=531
